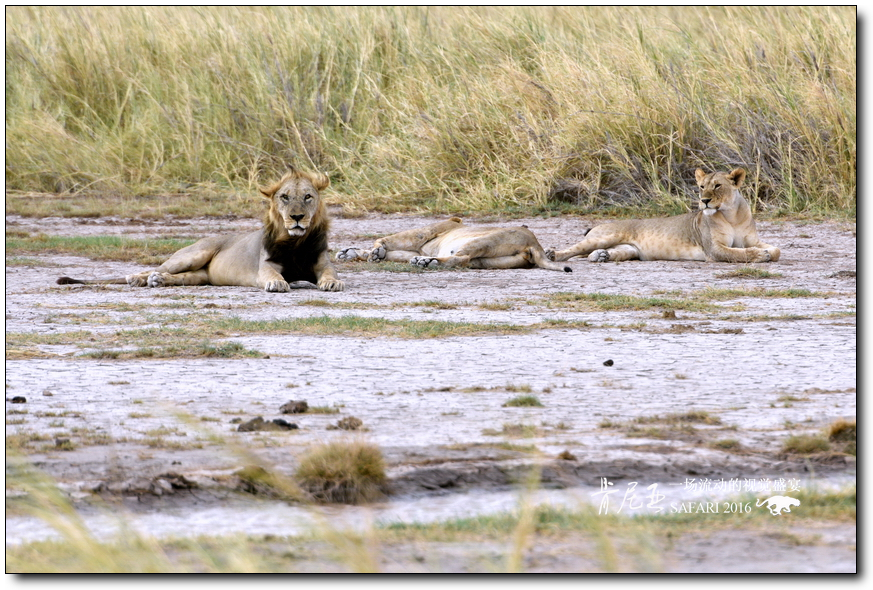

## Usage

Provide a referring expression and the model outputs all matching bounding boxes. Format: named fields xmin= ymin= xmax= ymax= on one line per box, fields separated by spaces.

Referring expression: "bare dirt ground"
xmin=5 ymin=212 xmax=856 ymax=572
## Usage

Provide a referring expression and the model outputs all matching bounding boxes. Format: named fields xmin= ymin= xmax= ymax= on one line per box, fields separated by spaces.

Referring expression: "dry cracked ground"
xmin=5 ymin=212 xmax=856 ymax=572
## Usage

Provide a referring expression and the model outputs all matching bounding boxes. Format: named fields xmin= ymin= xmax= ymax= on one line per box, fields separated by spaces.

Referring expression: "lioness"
xmin=57 ymin=168 xmax=345 ymax=292
xmin=335 ymin=218 xmax=571 ymax=272
xmin=547 ymin=168 xmax=780 ymax=263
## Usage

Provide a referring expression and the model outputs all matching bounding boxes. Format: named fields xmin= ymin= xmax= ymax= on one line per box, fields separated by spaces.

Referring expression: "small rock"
xmin=10 ymin=396 xmax=26 ymax=404
xmin=557 ymin=450 xmax=577 ymax=461
xmin=270 ymin=418 xmax=299 ymax=431
xmin=152 ymin=479 xmax=174 ymax=495
xmin=662 ymin=310 xmax=677 ymax=319
xmin=280 ymin=400 xmax=309 ymax=414
xmin=230 ymin=418 xmax=242 ymax=424
xmin=42 ymin=390 xmax=54 ymax=397
xmin=237 ymin=416 xmax=298 ymax=432
xmin=603 ymin=359 xmax=614 ymax=367
xmin=238 ymin=417 xmax=267 ymax=432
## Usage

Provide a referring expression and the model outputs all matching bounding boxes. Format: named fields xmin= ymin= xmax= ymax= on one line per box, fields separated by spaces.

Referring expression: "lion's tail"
xmin=530 ymin=247 xmax=572 ymax=273
xmin=57 ymin=276 xmax=129 ymax=285
xmin=755 ymin=498 xmax=767 ymax=508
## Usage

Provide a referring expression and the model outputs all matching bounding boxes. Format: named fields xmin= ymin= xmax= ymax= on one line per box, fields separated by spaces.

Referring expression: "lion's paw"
xmin=317 ymin=278 xmax=345 ymax=292
xmin=588 ymin=249 xmax=610 ymax=263
xmin=147 ymin=272 xmax=167 ymax=288
xmin=335 ymin=248 xmax=360 ymax=262
xmin=367 ymin=245 xmax=387 ymax=262
xmin=126 ymin=274 xmax=148 ymax=287
xmin=264 ymin=279 xmax=291 ymax=293
xmin=410 ymin=256 xmax=439 ymax=268
xmin=545 ymin=248 xmax=557 ymax=261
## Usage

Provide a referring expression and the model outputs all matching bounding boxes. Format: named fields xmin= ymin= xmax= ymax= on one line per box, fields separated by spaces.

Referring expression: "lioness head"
xmin=694 ymin=168 xmax=745 ymax=216
xmin=260 ymin=168 xmax=330 ymax=239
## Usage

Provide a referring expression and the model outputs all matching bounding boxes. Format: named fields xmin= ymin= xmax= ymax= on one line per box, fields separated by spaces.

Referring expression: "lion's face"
xmin=695 ymin=168 xmax=746 ymax=216
xmin=261 ymin=170 xmax=330 ymax=238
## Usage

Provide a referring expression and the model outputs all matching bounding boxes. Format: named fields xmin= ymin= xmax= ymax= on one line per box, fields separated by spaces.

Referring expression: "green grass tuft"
xmin=502 ymin=395 xmax=544 ymax=407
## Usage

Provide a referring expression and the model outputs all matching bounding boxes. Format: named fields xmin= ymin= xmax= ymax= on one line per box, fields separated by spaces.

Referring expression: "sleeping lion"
xmin=335 ymin=217 xmax=571 ymax=272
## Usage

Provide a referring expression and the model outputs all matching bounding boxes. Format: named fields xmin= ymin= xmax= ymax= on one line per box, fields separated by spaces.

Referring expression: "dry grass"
xmin=5 ymin=7 xmax=855 ymax=217
xmin=294 ymin=440 xmax=388 ymax=504
xmin=781 ymin=434 xmax=831 ymax=455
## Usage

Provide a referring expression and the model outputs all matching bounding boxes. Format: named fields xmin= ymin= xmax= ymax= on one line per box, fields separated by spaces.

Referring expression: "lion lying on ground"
xmin=335 ymin=217 xmax=571 ymax=272
xmin=546 ymin=168 xmax=780 ymax=264
xmin=57 ymin=168 xmax=344 ymax=292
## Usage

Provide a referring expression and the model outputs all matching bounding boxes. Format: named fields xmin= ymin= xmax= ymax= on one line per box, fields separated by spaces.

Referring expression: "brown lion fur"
xmin=57 ymin=168 xmax=344 ymax=292
xmin=260 ymin=169 xmax=330 ymax=247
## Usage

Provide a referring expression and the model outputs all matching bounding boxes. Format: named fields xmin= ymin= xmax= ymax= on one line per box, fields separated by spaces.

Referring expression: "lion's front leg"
xmin=708 ymin=245 xmax=773 ymax=263
xmin=257 ymin=262 xmax=291 ymax=293
xmin=757 ymin=242 xmax=781 ymax=262
xmin=314 ymin=250 xmax=345 ymax=292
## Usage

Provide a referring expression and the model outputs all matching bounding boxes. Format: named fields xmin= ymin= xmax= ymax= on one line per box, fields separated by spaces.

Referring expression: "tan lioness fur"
xmin=547 ymin=168 xmax=780 ymax=263
xmin=335 ymin=217 xmax=571 ymax=272
xmin=57 ymin=169 xmax=344 ymax=292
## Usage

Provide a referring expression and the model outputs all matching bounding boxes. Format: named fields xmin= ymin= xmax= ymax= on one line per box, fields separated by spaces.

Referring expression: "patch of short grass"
xmin=781 ymin=434 xmax=831 ymax=455
xmin=306 ymin=406 xmax=341 ymax=415
xmin=6 ymin=256 xmax=61 ymax=267
xmin=405 ymin=300 xmax=459 ymax=310
xmin=695 ymin=287 xmax=827 ymax=300
xmin=483 ymin=423 xmax=541 ymax=438
xmin=601 ymin=411 xmax=724 ymax=441
xmin=6 ymin=234 xmax=197 ymax=265
xmin=634 ymin=411 xmax=721 ymax=426
xmin=532 ymin=292 xmax=713 ymax=312
xmin=212 ymin=315 xmax=534 ymax=339
xmin=81 ymin=341 xmax=263 ymax=360
xmin=709 ymin=439 xmax=742 ymax=451
xmin=294 ymin=441 xmax=388 ymax=504
xmin=715 ymin=267 xmax=783 ymax=279
xmin=502 ymin=395 xmax=544 ymax=408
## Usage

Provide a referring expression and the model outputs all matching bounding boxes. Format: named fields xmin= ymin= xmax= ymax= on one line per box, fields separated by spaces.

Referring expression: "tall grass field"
xmin=5 ymin=6 xmax=856 ymax=217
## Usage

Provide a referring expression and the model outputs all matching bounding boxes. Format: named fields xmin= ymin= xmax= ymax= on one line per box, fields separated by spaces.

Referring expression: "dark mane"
xmin=262 ymin=222 xmax=329 ymax=285
xmin=258 ymin=168 xmax=332 ymax=285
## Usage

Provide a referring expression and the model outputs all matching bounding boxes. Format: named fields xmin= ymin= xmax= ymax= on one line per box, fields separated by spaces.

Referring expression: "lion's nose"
xmin=290 ymin=214 xmax=304 ymax=222
xmin=701 ymin=198 xmax=712 ymax=206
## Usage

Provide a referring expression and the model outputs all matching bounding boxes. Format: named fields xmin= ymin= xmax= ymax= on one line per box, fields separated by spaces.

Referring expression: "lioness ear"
xmin=728 ymin=168 xmax=746 ymax=187
xmin=694 ymin=169 xmax=706 ymax=184
xmin=311 ymin=173 xmax=330 ymax=192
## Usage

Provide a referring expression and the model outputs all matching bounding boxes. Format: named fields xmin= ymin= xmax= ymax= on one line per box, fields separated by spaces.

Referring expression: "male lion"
xmin=57 ymin=169 xmax=345 ymax=292
xmin=335 ymin=217 xmax=571 ymax=272
xmin=547 ymin=168 xmax=780 ymax=264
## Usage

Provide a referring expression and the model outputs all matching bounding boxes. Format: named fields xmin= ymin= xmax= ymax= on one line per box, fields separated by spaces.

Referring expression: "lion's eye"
xmin=714 ymin=183 xmax=721 ymax=189
xmin=304 ymin=194 xmax=313 ymax=202
xmin=280 ymin=195 xmax=289 ymax=201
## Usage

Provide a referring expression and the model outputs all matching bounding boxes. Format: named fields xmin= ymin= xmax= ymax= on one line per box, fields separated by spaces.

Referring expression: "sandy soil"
xmin=5 ymin=212 xmax=856 ymax=572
